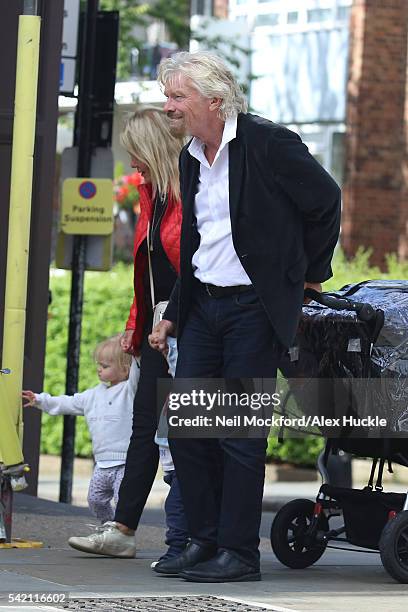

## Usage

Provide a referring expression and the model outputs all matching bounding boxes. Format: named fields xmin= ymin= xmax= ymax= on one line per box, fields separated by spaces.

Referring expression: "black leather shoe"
xmin=179 ymin=549 xmax=261 ymax=582
xmin=153 ymin=542 xmax=216 ymax=576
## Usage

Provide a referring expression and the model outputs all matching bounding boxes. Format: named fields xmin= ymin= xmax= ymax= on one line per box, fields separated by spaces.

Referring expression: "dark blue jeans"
xmin=163 ymin=470 xmax=189 ymax=556
xmin=169 ymin=283 xmax=283 ymax=569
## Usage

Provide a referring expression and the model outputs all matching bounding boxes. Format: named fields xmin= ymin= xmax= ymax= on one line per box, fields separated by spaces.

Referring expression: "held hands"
xmin=148 ymin=319 xmax=176 ymax=355
xmin=303 ymin=282 xmax=322 ymax=304
xmin=22 ymin=390 xmax=37 ymax=408
xmin=120 ymin=329 xmax=134 ymax=353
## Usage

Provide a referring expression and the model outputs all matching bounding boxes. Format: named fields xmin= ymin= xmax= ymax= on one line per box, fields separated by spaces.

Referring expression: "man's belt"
xmin=200 ymin=282 xmax=253 ymax=298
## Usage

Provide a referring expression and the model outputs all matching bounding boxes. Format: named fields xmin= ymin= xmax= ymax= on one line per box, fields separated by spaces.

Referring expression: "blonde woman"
xmin=67 ymin=107 xmax=187 ymax=562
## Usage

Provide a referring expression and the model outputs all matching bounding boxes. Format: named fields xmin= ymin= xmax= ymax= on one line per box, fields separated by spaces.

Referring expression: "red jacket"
xmin=126 ymin=183 xmax=182 ymax=353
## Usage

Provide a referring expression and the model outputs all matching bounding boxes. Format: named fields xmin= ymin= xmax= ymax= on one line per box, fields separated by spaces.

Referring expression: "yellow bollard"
xmin=0 ymin=15 xmax=41 ymax=467
xmin=0 ymin=374 xmax=23 ymax=466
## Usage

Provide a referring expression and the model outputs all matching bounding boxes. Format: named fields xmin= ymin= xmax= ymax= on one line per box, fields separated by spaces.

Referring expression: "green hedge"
xmin=41 ymin=249 xmax=408 ymax=465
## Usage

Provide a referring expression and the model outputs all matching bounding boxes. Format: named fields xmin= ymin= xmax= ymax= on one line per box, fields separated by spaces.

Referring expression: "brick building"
xmin=342 ymin=0 xmax=408 ymax=266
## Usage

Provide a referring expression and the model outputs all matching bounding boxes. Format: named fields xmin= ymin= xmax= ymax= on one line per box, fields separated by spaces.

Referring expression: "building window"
xmin=337 ymin=6 xmax=350 ymax=20
xmin=287 ymin=11 xmax=298 ymax=24
xmin=255 ymin=13 xmax=280 ymax=27
xmin=191 ymin=0 xmax=213 ymax=16
xmin=307 ymin=8 xmax=332 ymax=23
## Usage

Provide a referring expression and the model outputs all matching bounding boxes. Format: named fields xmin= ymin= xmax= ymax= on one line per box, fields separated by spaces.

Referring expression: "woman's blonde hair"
xmin=120 ymin=106 xmax=184 ymax=200
xmin=93 ymin=334 xmax=132 ymax=374
xmin=157 ymin=51 xmax=248 ymax=121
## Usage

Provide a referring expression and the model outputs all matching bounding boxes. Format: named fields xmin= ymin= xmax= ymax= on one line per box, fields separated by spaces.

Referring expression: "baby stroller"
xmin=271 ymin=280 xmax=408 ymax=583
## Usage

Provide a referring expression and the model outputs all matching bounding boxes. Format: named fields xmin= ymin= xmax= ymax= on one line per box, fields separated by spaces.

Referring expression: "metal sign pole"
xmin=23 ymin=0 xmax=38 ymax=15
xmin=59 ymin=0 xmax=99 ymax=504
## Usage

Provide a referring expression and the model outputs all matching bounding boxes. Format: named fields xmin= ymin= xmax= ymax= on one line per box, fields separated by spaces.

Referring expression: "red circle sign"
xmin=79 ymin=181 xmax=97 ymax=199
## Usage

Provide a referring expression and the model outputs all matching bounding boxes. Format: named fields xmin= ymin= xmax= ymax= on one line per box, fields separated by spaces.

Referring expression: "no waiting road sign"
xmin=79 ymin=180 xmax=97 ymax=199
xmin=60 ymin=178 xmax=113 ymax=235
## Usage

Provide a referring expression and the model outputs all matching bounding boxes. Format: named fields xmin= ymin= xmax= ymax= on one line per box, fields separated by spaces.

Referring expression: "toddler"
xmin=23 ymin=334 xmax=139 ymax=528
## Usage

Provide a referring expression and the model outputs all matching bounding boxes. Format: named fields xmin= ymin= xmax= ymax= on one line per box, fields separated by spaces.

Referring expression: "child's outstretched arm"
xmin=21 ymin=389 xmax=88 ymax=416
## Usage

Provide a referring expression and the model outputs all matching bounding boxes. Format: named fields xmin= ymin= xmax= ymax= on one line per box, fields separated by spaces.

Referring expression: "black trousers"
xmin=169 ymin=285 xmax=282 ymax=568
xmin=115 ymin=331 xmax=171 ymax=529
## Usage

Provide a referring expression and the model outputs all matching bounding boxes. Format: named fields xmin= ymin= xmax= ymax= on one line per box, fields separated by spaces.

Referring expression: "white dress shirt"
xmin=188 ymin=115 xmax=251 ymax=287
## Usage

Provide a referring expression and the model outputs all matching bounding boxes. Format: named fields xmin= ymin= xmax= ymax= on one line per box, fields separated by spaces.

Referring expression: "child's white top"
xmin=159 ymin=446 xmax=175 ymax=473
xmin=34 ymin=358 xmax=140 ymax=466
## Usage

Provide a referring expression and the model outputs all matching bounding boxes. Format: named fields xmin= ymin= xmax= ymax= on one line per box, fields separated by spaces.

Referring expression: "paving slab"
xmin=0 ymin=547 xmax=407 ymax=612
xmin=1 ymin=494 xmax=408 ymax=611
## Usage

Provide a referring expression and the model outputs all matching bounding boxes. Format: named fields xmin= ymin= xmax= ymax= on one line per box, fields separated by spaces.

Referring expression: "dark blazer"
xmin=165 ymin=113 xmax=341 ymax=348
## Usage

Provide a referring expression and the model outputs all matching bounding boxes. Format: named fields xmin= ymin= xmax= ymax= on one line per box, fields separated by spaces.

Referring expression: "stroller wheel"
xmin=379 ymin=510 xmax=408 ymax=583
xmin=271 ymin=499 xmax=328 ymax=569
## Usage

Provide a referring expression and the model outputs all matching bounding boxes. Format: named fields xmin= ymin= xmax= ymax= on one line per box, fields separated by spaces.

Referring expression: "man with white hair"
xmin=149 ymin=51 xmax=341 ymax=582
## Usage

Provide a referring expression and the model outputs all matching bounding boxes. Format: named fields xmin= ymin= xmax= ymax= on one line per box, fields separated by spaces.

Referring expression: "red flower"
xmin=114 ymin=172 xmax=143 ymax=212
xmin=127 ymin=171 xmax=144 ymax=187
xmin=116 ymin=185 xmax=129 ymax=203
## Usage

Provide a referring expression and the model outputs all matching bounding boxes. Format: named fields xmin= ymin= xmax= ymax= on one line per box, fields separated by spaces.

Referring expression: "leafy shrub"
xmin=266 ymin=435 xmax=324 ymax=468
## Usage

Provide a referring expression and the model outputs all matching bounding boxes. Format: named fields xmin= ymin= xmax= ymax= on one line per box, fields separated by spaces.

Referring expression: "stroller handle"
xmin=304 ymin=288 xmax=376 ymax=322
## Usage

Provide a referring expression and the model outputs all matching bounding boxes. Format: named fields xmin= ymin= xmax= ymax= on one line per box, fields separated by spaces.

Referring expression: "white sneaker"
xmin=68 ymin=522 xmax=136 ymax=558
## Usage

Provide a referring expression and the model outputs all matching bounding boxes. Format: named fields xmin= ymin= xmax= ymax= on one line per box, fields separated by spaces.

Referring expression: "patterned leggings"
xmin=87 ymin=464 xmax=125 ymax=523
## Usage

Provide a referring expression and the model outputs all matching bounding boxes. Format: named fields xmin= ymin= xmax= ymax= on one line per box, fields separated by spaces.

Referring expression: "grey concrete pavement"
xmin=1 ymin=491 xmax=408 ymax=612
xmin=1 ymin=544 xmax=406 ymax=612
xmin=1 ymin=456 xmax=407 ymax=610
xmin=36 ymin=454 xmax=408 ymax=512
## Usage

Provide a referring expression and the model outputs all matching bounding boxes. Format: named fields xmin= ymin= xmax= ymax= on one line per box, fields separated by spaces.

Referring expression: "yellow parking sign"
xmin=61 ymin=178 xmax=114 ymax=235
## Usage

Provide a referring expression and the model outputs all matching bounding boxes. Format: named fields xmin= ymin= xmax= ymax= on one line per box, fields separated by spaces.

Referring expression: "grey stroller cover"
xmin=279 ymin=280 xmax=408 ymax=438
